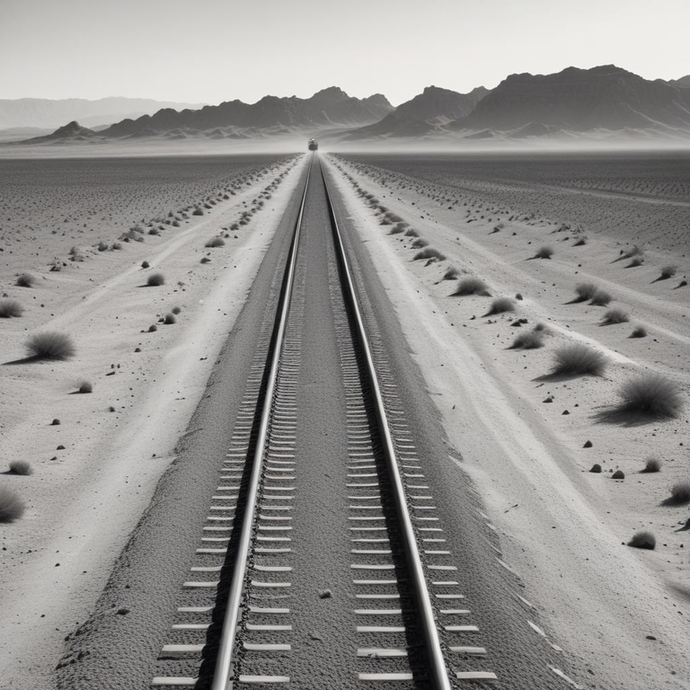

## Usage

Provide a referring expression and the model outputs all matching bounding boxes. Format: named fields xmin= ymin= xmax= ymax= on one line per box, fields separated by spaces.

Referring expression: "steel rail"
xmin=210 ymin=158 xmax=313 ymax=690
xmin=321 ymin=161 xmax=452 ymax=690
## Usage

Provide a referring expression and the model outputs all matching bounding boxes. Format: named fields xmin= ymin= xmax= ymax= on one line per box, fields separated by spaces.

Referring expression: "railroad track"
xmin=151 ymin=155 xmax=497 ymax=688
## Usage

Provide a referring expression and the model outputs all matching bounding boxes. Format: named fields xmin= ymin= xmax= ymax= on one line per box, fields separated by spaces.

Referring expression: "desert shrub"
xmin=147 ymin=272 xmax=165 ymax=287
xmin=141 ymin=261 xmax=150 ymax=269
xmin=414 ymin=247 xmax=445 ymax=261
xmin=628 ymin=531 xmax=655 ymax=550
xmin=443 ymin=267 xmax=459 ymax=280
xmin=453 ymin=277 xmax=490 ymax=296
xmin=200 ymin=257 xmax=211 ymax=264
xmin=9 ymin=461 xmax=32 ymax=476
xmin=659 ymin=265 xmax=678 ymax=280
xmin=411 ymin=238 xmax=429 ymax=249
xmin=623 ymin=245 xmax=643 ymax=259
xmin=669 ymin=482 xmax=690 ymax=504
xmin=205 ymin=237 xmax=226 ymax=248
xmin=148 ymin=324 xmax=157 ymax=332
xmin=0 ymin=300 xmax=23 ymax=318
xmin=630 ymin=326 xmax=647 ymax=338
xmin=112 ymin=242 xmax=123 ymax=250
xmin=171 ymin=306 xmax=181 ymax=315
xmin=533 ymin=322 xmax=547 ymax=332
xmin=148 ymin=228 xmax=160 ymax=236
xmin=25 ymin=332 xmax=75 ymax=360
xmin=626 ymin=256 xmax=644 ymax=268
xmin=573 ymin=237 xmax=587 ymax=246
xmin=552 ymin=343 xmax=607 ymax=376
xmin=405 ymin=228 xmax=420 ymax=237
xmin=534 ymin=245 xmax=553 ymax=259
xmin=510 ymin=329 xmax=545 ymax=350
xmin=389 ymin=222 xmax=407 ymax=235
xmin=617 ymin=373 xmax=684 ymax=418
xmin=97 ymin=241 xmax=108 ymax=251
xmin=0 ymin=486 xmax=25 ymax=522
xmin=77 ymin=381 xmax=93 ymax=394
xmin=590 ymin=290 xmax=612 ymax=306
xmin=16 ymin=273 xmax=35 ymax=288
xmin=486 ymin=297 xmax=515 ymax=315
xmin=192 ymin=207 xmax=204 ymax=216
xmin=574 ymin=283 xmax=598 ymax=302
xmin=602 ymin=308 xmax=630 ymax=325
xmin=642 ymin=457 xmax=662 ymax=473
xmin=163 ymin=313 xmax=176 ymax=325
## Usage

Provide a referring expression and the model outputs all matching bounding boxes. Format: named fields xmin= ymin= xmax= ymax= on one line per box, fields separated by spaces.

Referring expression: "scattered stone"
xmin=51 ymin=419 xmax=61 ymax=426
xmin=590 ymin=464 xmax=602 ymax=473
xmin=612 ymin=470 xmax=625 ymax=480
xmin=583 ymin=440 xmax=593 ymax=448
xmin=116 ymin=608 xmax=130 ymax=615
xmin=56 ymin=445 xmax=65 ymax=450
xmin=562 ymin=410 xmax=570 ymax=415
xmin=318 ymin=589 xmax=332 ymax=599
xmin=543 ymin=396 xmax=553 ymax=403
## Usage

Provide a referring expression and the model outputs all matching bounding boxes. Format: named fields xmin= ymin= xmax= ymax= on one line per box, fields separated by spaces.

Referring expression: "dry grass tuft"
xmin=147 ymin=272 xmax=165 ymax=287
xmin=163 ymin=313 xmax=177 ymax=325
xmin=411 ymin=238 xmax=429 ymax=249
xmin=628 ymin=531 xmax=655 ymax=550
xmin=630 ymin=325 xmax=647 ymax=338
xmin=669 ymin=482 xmax=690 ymax=504
xmin=574 ymin=283 xmax=598 ymax=302
xmin=510 ymin=329 xmax=545 ymax=350
xmin=659 ymin=265 xmax=678 ymax=280
xmin=617 ymin=373 xmax=684 ymax=418
xmin=453 ymin=277 xmax=490 ymax=296
xmin=0 ymin=486 xmax=25 ymax=522
xmin=486 ymin=297 xmax=515 ymax=315
xmin=590 ymin=290 xmax=613 ymax=306
xmin=16 ymin=273 xmax=35 ymax=288
xmin=0 ymin=300 xmax=23 ymax=318
xmin=414 ymin=247 xmax=445 ymax=261
xmin=443 ymin=267 xmax=459 ymax=281
xmin=77 ymin=381 xmax=93 ymax=394
xmin=25 ymin=332 xmax=76 ymax=360
xmin=205 ymin=237 xmax=225 ymax=248
xmin=642 ymin=457 xmax=662 ymax=473
xmin=553 ymin=343 xmax=607 ymax=376
xmin=602 ymin=308 xmax=630 ymax=325
xmin=534 ymin=245 xmax=554 ymax=259
xmin=9 ymin=461 xmax=32 ymax=476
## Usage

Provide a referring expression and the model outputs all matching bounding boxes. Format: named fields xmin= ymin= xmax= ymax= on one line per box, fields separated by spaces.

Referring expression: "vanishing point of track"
xmin=151 ymin=155 xmax=497 ymax=688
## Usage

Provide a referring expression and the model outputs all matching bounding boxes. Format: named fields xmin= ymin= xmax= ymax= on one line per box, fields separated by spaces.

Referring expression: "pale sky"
xmin=1 ymin=0 xmax=688 ymax=106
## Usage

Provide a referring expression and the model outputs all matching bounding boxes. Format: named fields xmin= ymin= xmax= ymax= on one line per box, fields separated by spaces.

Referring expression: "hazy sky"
xmin=2 ymin=0 xmax=688 ymax=106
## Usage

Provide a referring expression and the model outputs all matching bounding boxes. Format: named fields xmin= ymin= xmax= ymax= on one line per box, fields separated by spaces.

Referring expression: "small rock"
xmin=590 ymin=464 xmax=602 ymax=473
xmin=562 ymin=410 xmax=570 ymax=415
xmin=646 ymin=635 xmax=657 ymax=640
xmin=57 ymin=445 xmax=65 ymax=450
xmin=117 ymin=608 xmax=130 ymax=616
xmin=318 ymin=589 xmax=332 ymax=599
xmin=543 ymin=396 xmax=553 ymax=403
xmin=612 ymin=470 xmax=625 ymax=480
xmin=583 ymin=440 xmax=593 ymax=448
xmin=51 ymin=419 xmax=61 ymax=426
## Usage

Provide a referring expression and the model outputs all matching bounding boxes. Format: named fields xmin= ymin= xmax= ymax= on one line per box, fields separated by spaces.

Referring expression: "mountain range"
xmin=10 ymin=66 xmax=690 ymax=146
xmin=0 ymin=97 xmax=206 ymax=130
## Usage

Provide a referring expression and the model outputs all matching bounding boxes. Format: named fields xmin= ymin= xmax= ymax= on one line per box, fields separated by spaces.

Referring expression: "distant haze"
xmin=1 ymin=0 xmax=688 ymax=106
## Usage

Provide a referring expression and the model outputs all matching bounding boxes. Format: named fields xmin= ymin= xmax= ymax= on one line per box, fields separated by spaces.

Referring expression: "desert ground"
xmin=0 ymin=148 xmax=688 ymax=689
xmin=327 ymin=151 xmax=690 ymax=688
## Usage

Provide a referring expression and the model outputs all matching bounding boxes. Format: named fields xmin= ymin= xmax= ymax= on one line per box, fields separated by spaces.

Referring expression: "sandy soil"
xmin=326 ymin=153 xmax=690 ymax=690
xmin=0 ymin=152 xmax=306 ymax=687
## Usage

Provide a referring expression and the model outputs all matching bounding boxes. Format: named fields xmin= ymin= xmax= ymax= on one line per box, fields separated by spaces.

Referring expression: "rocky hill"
xmin=450 ymin=65 xmax=690 ymax=132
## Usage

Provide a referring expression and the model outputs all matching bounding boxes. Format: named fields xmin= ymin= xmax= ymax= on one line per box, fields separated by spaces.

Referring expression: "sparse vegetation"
xmin=552 ymin=343 xmax=607 ymax=376
xmin=573 ymin=283 xmax=598 ymax=302
xmin=659 ymin=265 xmax=678 ymax=280
xmin=141 ymin=261 xmax=150 ymax=269
xmin=617 ymin=372 xmax=684 ymax=418
xmin=205 ymin=237 xmax=225 ymax=248
xmin=171 ymin=306 xmax=181 ymax=315
xmin=77 ymin=381 xmax=93 ymax=394
xmin=163 ymin=313 xmax=176 ymax=325
xmin=147 ymin=272 xmax=165 ymax=287
xmin=630 ymin=325 xmax=647 ymax=338
xmin=148 ymin=324 xmax=158 ymax=332
xmin=602 ymin=308 xmax=630 ymax=325
xmin=9 ymin=461 xmax=32 ymax=476
xmin=534 ymin=245 xmax=554 ymax=259
xmin=669 ymin=482 xmax=690 ymax=504
xmin=510 ymin=329 xmax=545 ymax=350
xmin=628 ymin=531 xmax=655 ymax=550
xmin=0 ymin=486 xmax=25 ymax=522
xmin=0 ymin=300 xmax=23 ymax=318
xmin=192 ymin=207 xmax=204 ymax=216
xmin=453 ymin=277 xmax=490 ymax=296
xmin=414 ymin=247 xmax=445 ymax=261
xmin=411 ymin=238 xmax=428 ymax=249
xmin=590 ymin=289 xmax=613 ymax=306
xmin=443 ymin=267 xmax=459 ymax=280
xmin=25 ymin=332 xmax=75 ymax=360
xmin=642 ymin=457 xmax=662 ymax=473
xmin=486 ymin=297 xmax=516 ymax=315
xmin=16 ymin=273 xmax=35 ymax=288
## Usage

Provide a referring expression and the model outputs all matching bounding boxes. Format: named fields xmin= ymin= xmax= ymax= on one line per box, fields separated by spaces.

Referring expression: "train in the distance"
xmin=308 ymin=138 xmax=318 ymax=151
